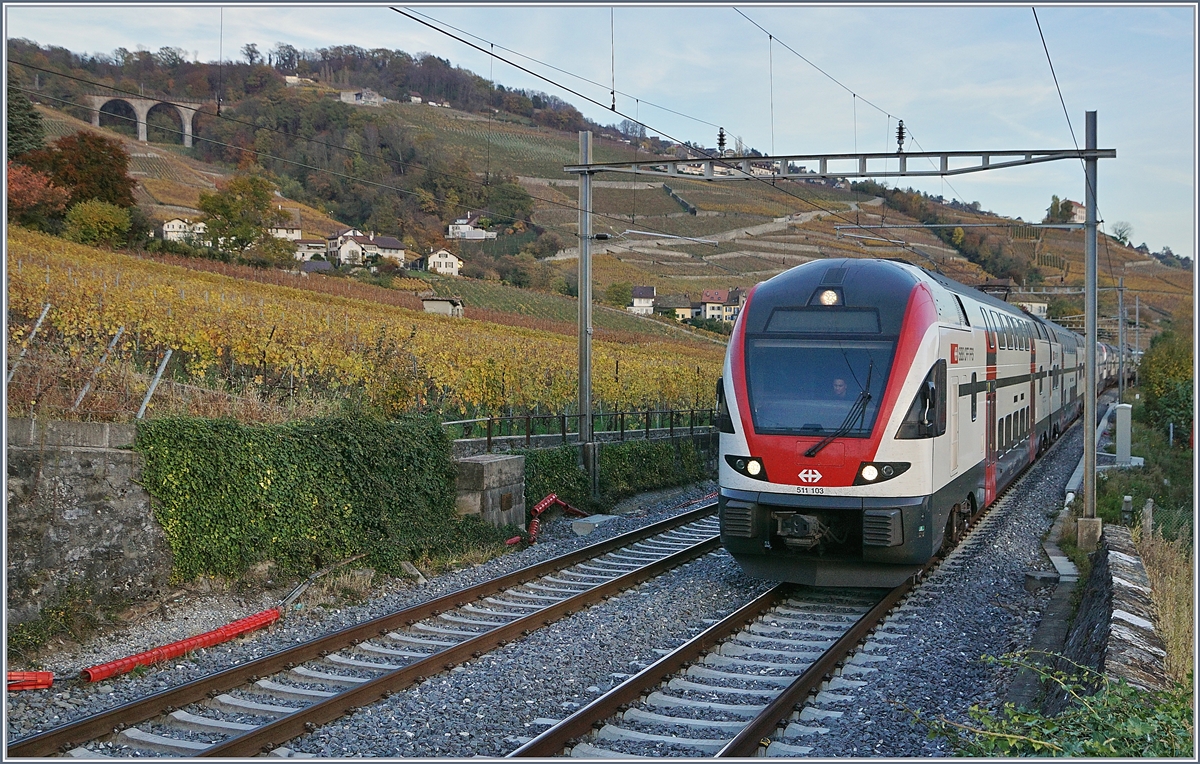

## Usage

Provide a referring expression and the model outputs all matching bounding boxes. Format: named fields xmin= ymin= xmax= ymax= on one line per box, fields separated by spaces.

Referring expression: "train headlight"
xmin=818 ymin=289 xmax=841 ymax=306
xmin=852 ymin=461 xmax=910 ymax=486
xmin=725 ymin=455 xmax=768 ymax=481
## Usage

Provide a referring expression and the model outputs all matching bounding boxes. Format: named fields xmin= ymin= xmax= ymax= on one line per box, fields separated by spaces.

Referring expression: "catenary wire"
xmin=392 ymin=7 xmax=948 ymax=273
xmin=403 ymin=7 xmax=723 ymax=130
xmin=1031 ymin=6 xmax=1117 ymax=285
xmin=14 ymin=86 xmax=726 ymax=271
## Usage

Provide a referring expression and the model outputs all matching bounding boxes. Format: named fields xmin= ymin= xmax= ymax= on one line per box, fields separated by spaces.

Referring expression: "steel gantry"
xmin=567 ymin=114 xmax=1114 ymax=531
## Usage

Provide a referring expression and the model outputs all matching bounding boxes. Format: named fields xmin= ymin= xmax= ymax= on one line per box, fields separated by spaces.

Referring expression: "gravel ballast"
xmin=8 ymin=419 xmax=1086 ymax=757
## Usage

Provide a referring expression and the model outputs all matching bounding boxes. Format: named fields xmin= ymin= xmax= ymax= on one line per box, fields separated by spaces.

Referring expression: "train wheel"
xmin=941 ymin=502 xmax=967 ymax=554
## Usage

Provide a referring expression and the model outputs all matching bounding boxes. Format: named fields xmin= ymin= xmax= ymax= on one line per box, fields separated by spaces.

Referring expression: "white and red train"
xmin=717 ymin=257 xmax=1117 ymax=587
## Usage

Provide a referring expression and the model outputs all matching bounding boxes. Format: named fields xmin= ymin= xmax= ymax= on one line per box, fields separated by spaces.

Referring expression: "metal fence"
xmin=443 ymin=408 xmax=717 ymax=452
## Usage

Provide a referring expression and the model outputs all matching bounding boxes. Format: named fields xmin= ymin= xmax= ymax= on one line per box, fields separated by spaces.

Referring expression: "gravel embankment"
xmin=802 ymin=425 xmax=1083 ymax=757
xmin=9 ymin=420 xmax=1084 ymax=757
xmin=5 ymin=482 xmax=722 ymax=742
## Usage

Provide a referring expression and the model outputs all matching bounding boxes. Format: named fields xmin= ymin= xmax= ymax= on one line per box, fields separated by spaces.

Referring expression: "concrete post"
xmin=177 ymin=105 xmax=194 ymax=148
xmin=1115 ymin=403 xmax=1132 ymax=465
xmin=1121 ymin=495 xmax=1133 ymax=525
xmin=133 ymin=100 xmax=151 ymax=142
xmin=1142 ymin=498 xmax=1154 ymax=538
xmin=1082 ymin=111 xmax=1098 ymax=531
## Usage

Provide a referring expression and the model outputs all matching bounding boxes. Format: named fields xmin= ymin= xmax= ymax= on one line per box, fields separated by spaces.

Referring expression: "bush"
xmin=517 ymin=437 xmax=712 ymax=518
xmin=917 ymin=653 xmax=1193 ymax=757
xmin=63 ymin=200 xmax=131 ymax=246
xmin=1137 ymin=329 xmax=1193 ymax=438
xmin=136 ymin=414 xmax=509 ymax=582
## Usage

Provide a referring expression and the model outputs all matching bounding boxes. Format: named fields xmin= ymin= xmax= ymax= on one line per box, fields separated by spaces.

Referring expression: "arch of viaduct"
xmin=83 ymin=94 xmax=212 ymax=148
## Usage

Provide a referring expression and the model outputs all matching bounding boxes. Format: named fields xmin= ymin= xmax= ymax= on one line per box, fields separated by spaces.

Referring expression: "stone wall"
xmin=1043 ymin=525 xmax=1169 ymax=714
xmin=5 ymin=419 xmax=173 ymax=626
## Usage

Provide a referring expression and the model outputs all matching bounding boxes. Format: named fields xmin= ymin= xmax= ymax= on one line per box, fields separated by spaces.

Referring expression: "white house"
xmin=628 ymin=286 xmax=656 ymax=316
xmin=448 ymin=212 xmax=497 ymax=240
xmin=331 ymin=234 xmax=407 ymax=267
xmin=293 ymin=238 xmax=327 ymax=261
xmin=366 ymin=236 xmax=404 ymax=263
xmin=268 ymin=207 xmax=303 ymax=241
xmin=1064 ymin=199 xmax=1087 ymax=224
xmin=421 ymin=296 xmax=465 ymax=317
xmin=414 ymin=249 xmax=464 ymax=276
xmin=408 ymin=92 xmax=423 ymax=103
xmin=700 ymin=288 xmax=745 ymax=322
xmin=162 ymin=218 xmax=209 ymax=245
xmin=339 ymin=88 xmax=384 ymax=107
xmin=326 ymin=227 xmax=365 ymax=258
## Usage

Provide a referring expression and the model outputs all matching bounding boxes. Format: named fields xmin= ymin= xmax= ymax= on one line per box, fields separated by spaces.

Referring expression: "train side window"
xmin=1039 ymin=366 xmax=1044 ymax=393
xmin=1005 ymin=414 xmax=1012 ymax=446
xmin=981 ymin=309 xmax=995 ymax=350
xmin=970 ymin=372 xmax=978 ymax=421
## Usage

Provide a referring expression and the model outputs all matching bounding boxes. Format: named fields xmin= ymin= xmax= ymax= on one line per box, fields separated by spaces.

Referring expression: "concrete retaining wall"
xmin=1044 ymin=525 xmax=1169 ymax=714
xmin=5 ymin=419 xmax=173 ymax=626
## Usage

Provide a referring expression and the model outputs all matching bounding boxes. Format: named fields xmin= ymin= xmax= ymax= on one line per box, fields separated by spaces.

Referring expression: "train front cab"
xmin=718 ymin=259 xmax=986 ymax=588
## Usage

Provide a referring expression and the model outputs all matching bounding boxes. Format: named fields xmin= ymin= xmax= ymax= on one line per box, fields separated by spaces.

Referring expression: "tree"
xmin=25 ymin=132 xmax=136 ymax=208
xmin=197 ymin=173 xmax=292 ymax=264
xmin=155 ymin=46 xmax=187 ymax=68
xmin=1111 ymin=221 xmax=1132 ymax=246
xmin=1139 ymin=329 xmax=1193 ymax=437
xmin=605 ymin=281 xmax=633 ymax=308
xmin=6 ymin=160 xmax=69 ymax=230
xmin=63 ymin=200 xmax=132 ymax=246
xmin=242 ymin=43 xmax=262 ymax=66
xmin=6 ymin=69 xmax=45 ymax=159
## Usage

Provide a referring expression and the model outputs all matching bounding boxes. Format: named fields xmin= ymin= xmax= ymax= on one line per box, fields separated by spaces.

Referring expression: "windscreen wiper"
xmin=805 ymin=361 xmax=873 ymax=457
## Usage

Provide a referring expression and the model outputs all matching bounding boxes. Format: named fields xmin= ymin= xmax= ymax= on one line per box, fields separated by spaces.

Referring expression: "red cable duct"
xmin=7 ymin=671 xmax=55 ymax=691
xmin=506 ymin=493 xmax=589 ymax=545
xmin=79 ymin=607 xmax=281 ymax=682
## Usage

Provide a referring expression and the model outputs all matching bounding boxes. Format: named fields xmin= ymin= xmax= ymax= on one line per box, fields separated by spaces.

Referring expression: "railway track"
xmin=507 ymin=449 xmax=1058 ymax=758
xmin=8 ymin=506 xmax=720 ymax=759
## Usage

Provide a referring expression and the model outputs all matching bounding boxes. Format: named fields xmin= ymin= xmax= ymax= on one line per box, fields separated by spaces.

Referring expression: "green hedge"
xmin=136 ymin=414 xmax=506 ymax=582
xmin=517 ymin=436 xmax=712 ymax=516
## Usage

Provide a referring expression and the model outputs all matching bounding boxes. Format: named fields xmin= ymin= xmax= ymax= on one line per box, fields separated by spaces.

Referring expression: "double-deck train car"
xmin=717 ymin=257 xmax=1109 ymax=587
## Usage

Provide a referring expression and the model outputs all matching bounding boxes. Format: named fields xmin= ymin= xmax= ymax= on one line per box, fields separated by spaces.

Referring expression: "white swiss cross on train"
xmin=797 ymin=469 xmax=823 ymax=483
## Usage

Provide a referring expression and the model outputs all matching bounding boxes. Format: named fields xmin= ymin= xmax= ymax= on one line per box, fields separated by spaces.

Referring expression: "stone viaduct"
xmin=82 ymin=94 xmax=212 ymax=148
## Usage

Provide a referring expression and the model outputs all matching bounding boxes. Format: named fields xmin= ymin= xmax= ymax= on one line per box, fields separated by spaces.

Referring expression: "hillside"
xmin=15 ymin=35 xmax=1188 ymax=347
xmin=35 ymin=104 xmax=349 ymax=236
xmin=5 ymin=228 xmax=724 ymax=423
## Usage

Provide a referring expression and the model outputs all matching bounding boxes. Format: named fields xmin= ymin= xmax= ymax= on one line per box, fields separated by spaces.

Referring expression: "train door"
xmin=950 ymin=373 xmax=960 ymax=475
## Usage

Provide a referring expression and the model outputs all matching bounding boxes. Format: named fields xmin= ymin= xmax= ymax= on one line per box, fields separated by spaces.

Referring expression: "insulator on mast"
xmin=896 ymin=120 xmax=906 ymax=153
xmin=717 ymin=127 xmax=726 ymax=154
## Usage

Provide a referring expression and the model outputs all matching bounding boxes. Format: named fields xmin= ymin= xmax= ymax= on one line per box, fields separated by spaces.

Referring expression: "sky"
xmin=5 ymin=2 xmax=1197 ymax=262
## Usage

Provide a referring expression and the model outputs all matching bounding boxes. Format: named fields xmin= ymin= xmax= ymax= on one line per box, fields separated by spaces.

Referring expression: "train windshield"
xmin=745 ymin=338 xmax=895 ymax=436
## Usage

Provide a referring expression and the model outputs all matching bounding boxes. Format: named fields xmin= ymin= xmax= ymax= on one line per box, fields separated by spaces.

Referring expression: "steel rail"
xmin=202 ymin=533 xmax=720 ymax=756
xmin=715 ymin=581 xmax=911 ymax=756
xmin=7 ymin=504 xmax=716 ymax=758
xmin=508 ymin=584 xmax=791 ymax=757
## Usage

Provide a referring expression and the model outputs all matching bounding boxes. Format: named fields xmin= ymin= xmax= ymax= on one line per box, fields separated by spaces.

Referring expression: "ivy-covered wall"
xmin=136 ymin=415 xmax=510 ymax=583
xmin=518 ymin=434 xmax=713 ymax=514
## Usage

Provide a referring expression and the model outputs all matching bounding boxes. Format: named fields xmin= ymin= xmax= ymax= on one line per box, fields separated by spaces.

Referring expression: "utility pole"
xmin=1135 ymin=295 xmax=1140 ymax=387
xmin=577 ymin=131 xmax=597 ymax=493
xmin=1117 ymin=276 xmax=1125 ymax=401
xmin=1079 ymin=110 xmax=1102 ymax=550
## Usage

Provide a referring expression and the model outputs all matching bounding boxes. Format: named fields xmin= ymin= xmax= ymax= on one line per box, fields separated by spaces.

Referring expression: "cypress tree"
xmin=6 ymin=70 xmax=45 ymax=160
